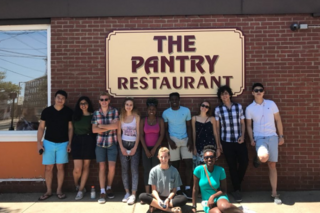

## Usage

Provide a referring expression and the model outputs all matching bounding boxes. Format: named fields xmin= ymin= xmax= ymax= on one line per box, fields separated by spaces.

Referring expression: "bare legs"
xmin=107 ymin=161 xmax=116 ymax=187
xmin=99 ymin=161 xmax=116 ymax=190
xmin=99 ymin=162 xmax=106 ymax=189
xmin=209 ymin=199 xmax=242 ymax=213
xmin=73 ymin=160 xmax=91 ymax=191
xmin=268 ymin=162 xmax=278 ymax=196
xmin=44 ymin=165 xmax=54 ymax=195
xmin=44 ymin=164 xmax=66 ymax=195
xmin=258 ymin=153 xmax=278 ymax=196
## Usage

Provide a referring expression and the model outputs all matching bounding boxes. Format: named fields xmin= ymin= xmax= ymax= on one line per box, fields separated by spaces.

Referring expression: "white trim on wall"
xmin=0 ymin=178 xmax=45 ymax=182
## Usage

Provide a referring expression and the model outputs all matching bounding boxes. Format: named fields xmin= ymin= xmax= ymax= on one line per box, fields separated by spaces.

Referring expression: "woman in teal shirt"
xmin=191 ymin=145 xmax=242 ymax=213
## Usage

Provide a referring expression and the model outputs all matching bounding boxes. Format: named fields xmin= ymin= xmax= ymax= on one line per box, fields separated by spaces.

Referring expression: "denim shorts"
xmin=42 ymin=139 xmax=69 ymax=165
xmin=95 ymin=143 xmax=118 ymax=162
xmin=255 ymin=135 xmax=279 ymax=162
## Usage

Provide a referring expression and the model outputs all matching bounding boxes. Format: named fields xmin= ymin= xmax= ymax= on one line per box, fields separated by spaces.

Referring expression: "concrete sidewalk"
xmin=0 ymin=191 xmax=319 ymax=213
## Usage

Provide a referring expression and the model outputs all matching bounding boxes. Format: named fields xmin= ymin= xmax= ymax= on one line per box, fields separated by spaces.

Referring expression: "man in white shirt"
xmin=246 ymin=83 xmax=284 ymax=205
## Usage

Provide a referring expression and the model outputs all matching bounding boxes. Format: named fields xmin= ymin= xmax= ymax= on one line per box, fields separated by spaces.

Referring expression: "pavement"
xmin=0 ymin=191 xmax=319 ymax=213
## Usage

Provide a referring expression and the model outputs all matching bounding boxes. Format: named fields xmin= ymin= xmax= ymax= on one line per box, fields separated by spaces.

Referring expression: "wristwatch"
xmin=192 ymin=205 xmax=197 ymax=209
xmin=279 ymin=135 xmax=284 ymax=138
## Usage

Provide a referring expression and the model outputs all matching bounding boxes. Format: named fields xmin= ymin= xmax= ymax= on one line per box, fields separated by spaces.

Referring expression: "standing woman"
xmin=118 ymin=97 xmax=141 ymax=205
xmin=191 ymin=145 xmax=242 ymax=213
xmin=192 ymin=101 xmax=221 ymax=165
xmin=72 ymin=96 xmax=95 ymax=200
xmin=140 ymin=98 xmax=165 ymax=194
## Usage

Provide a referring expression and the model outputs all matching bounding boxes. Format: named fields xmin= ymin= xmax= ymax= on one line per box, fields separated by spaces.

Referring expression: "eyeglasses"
xmin=204 ymin=155 xmax=215 ymax=160
xmin=201 ymin=104 xmax=210 ymax=109
xmin=80 ymin=102 xmax=88 ymax=106
xmin=254 ymin=89 xmax=264 ymax=93
xmin=100 ymin=98 xmax=109 ymax=102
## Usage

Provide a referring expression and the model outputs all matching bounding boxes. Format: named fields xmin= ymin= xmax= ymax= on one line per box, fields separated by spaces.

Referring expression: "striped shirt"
xmin=91 ymin=106 xmax=119 ymax=147
xmin=214 ymin=103 xmax=245 ymax=142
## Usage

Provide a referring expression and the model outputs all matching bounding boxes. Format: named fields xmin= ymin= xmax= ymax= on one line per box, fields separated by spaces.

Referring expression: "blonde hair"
xmin=120 ymin=97 xmax=139 ymax=121
xmin=99 ymin=92 xmax=110 ymax=99
xmin=158 ymin=147 xmax=170 ymax=156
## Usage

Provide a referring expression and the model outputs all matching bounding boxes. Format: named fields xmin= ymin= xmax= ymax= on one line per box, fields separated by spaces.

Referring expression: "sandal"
xmin=271 ymin=194 xmax=282 ymax=205
xmin=147 ymin=206 xmax=154 ymax=213
xmin=57 ymin=193 xmax=67 ymax=199
xmin=38 ymin=193 xmax=52 ymax=201
xmin=171 ymin=207 xmax=182 ymax=213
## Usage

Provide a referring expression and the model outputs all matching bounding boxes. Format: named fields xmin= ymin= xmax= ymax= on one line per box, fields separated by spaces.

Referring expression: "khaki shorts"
xmin=169 ymin=136 xmax=193 ymax=161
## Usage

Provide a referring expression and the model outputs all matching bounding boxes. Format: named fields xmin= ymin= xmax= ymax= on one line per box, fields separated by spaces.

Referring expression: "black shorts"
xmin=71 ymin=134 xmax=96 ymax=160
xmin=139 ymin=193 xmax=187 ymax=207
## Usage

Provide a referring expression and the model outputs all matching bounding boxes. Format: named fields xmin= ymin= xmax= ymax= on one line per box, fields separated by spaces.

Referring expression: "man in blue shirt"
xmin=162 ymin=92 xmax=193 ymax=199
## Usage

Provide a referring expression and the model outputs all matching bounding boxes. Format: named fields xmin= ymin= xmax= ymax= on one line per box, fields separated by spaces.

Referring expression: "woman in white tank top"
xmin=117 ymin=97 xmax=141 ymax=205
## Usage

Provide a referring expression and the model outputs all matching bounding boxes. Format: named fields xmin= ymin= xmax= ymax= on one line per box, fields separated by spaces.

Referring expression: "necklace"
xmin=148 ymin=117 xmax=156 ymax=125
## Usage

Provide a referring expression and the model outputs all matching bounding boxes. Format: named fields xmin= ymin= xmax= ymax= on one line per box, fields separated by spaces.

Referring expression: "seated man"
xmin=139 ymin=147 xmax=187 ymax=213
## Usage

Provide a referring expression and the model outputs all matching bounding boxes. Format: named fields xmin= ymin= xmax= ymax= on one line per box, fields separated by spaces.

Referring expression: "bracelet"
xmin=192 ymin=205 xmax=197 ymax=209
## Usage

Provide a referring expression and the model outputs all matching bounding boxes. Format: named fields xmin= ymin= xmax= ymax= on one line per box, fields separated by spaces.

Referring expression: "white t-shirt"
xmin=245 ymin=99 xmax=279 ymax=137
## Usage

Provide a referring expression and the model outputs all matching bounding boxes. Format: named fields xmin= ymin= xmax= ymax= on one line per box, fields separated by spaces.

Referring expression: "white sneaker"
xmin=98 ymin=193 xmax=106 ymax=204
xmin=76 ymin=186 xmax=86 ymax=193
xmin=122 ymin=193 xmax=131 ymax=203
xmin=239 ymin=206 xmax=256 ymax=213
xmin=127 ymin=195 xmax=136 ymax=205
xmin=75 ymin=191 xmax=84 ymax=200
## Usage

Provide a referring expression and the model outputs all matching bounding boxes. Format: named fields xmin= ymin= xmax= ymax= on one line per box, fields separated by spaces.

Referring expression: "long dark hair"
xmin=73 ymin=96 xmax=94 ymax=121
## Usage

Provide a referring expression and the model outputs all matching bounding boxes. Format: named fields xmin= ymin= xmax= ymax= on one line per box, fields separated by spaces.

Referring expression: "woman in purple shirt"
xmin=140 ymin=98 xmax=165 ymax=194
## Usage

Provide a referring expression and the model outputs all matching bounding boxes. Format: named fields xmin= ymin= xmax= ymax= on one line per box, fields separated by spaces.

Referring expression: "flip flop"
xmin=147 ymin=206 xmax=154 ymax=213
xmin=170 ymin=207 xmax=181 ymax=213
xmin=38 ymin=193 xmax=52 ymax=201
xmin=57 ymin=193 xmax=67 ymax=199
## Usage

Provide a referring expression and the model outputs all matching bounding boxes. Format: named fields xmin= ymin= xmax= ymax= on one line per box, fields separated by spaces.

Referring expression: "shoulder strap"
xmin=203 ymin=165 xmax=218 ymax=191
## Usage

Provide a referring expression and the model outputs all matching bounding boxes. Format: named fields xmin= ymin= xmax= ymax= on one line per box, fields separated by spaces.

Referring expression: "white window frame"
xmin=0 ymin=24 xmax=51 ymax=142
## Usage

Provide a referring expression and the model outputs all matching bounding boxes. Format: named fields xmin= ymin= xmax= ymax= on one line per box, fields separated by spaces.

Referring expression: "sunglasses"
xmin=204 ymin=155 xmax=215 ymax=160
xmin=201 ymin=104 xmax=210 ymax=109
xmin=80 ymin=102 xmax=88 ymax=106
xmin=254 ymin=89 xmax=264 ymax=93
xmin=100 ymin=98 xmax=109 ymax=102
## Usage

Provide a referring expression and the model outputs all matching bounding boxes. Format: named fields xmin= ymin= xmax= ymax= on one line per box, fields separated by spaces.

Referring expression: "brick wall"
xmin=4 ymin=14 xmax=319 ymax=193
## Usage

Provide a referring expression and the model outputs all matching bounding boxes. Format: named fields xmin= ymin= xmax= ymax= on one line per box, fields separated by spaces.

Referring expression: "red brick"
xmin=24 ymin=15 xmax=318 ymax=193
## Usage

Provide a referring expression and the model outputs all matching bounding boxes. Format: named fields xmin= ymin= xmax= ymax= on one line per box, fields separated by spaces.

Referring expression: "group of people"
xmin=37 ymin=82 xmax=284 ymax=213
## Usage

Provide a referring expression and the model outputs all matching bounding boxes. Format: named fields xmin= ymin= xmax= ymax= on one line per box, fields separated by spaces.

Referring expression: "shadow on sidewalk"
xmin=228 ymin=191 xmax=320 ymax=206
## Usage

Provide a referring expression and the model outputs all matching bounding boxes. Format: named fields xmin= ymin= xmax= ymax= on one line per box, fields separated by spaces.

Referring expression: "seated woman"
xmin=139 ymin=147 xmax=187 ymax=213
xmin=191 ymin=145 xmax=242 ymax=213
